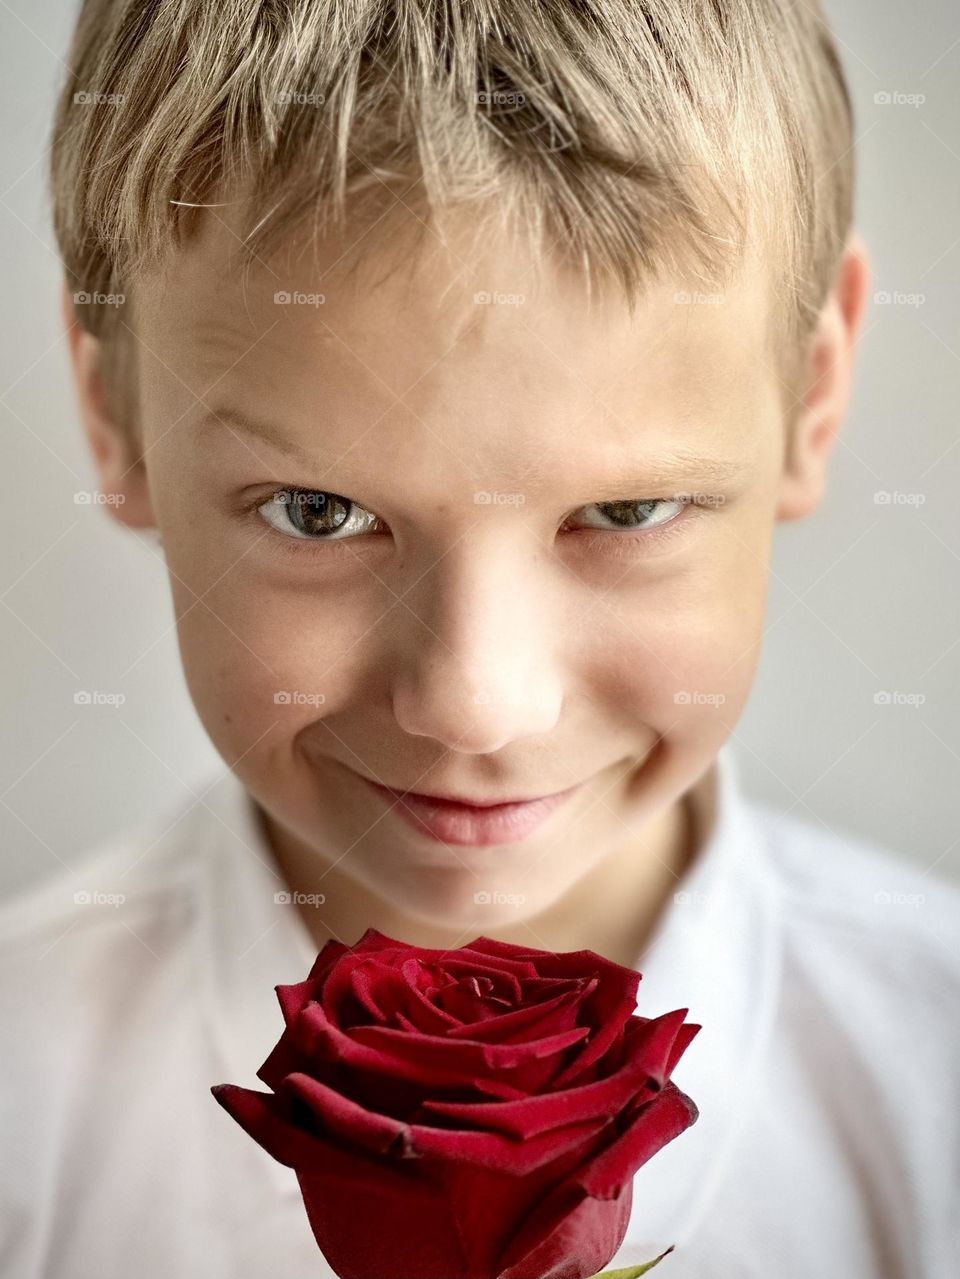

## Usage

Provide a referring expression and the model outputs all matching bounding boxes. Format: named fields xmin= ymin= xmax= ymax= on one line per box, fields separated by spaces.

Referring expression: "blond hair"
xmin=49 ymin=0 xmax=855 ymax=444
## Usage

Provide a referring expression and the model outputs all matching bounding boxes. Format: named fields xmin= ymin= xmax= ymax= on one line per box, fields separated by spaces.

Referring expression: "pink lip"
xmin=360 ymin=777 xmax=579 ymax=846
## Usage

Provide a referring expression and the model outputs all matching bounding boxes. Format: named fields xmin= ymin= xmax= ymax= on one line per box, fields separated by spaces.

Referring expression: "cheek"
xmin=586 ymin=536 xmax=770 ymax=729
xmin=165 ymin=562 xmax=397 ymax=758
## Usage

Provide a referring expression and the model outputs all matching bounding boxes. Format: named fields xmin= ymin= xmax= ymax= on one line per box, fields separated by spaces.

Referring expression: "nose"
xmin=389 ymin=535 xmax=563 ymax=754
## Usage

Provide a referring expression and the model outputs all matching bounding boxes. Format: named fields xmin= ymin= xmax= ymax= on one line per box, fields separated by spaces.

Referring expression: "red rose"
xmin=212 ymin=928 xmax=699 ymax=1279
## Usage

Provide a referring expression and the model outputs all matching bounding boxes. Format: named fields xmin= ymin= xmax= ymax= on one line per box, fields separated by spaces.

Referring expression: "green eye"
xmin=571 ymin=498 xmax=687 ymax=532
xmin=257 ymin=488 xmax=382 ymax=541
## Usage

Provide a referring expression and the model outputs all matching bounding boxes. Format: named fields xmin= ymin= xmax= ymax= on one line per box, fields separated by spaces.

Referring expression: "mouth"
xmin=357 ymin=775 xmax=581 ymax=847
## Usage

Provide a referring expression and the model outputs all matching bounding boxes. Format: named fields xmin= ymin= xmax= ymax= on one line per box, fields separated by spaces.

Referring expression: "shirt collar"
xmin=197 ymin=743 xmax=783 ymax=1226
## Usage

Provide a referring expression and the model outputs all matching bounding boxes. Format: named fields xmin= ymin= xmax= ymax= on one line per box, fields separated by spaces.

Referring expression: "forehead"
xmin=135 ymin=200 xmax=779 ymax=480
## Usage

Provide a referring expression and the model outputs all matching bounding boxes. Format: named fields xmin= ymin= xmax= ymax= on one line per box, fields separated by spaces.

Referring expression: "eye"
xmin=566 ymin=498 xmax=688 ymax=535
xmin=256 ymin=488 xmax=385 ymax=541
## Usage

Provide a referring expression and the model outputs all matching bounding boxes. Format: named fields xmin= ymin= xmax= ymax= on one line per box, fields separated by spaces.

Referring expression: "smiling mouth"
xmin=354 ymin=773 xmax=582 ymax=847
xmin=361 ymin=777 xmax=575 ymax=809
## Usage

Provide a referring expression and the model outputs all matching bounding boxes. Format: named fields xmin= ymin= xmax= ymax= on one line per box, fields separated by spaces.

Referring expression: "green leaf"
xmin=587 ymin=1245 xmax=675 ymax=1278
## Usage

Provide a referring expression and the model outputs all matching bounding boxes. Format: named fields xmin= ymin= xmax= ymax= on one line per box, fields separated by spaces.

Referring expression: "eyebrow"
xmin=197 ymin=406 xmax=749 ymax=495
xmin=196 ymin=407 xmax=321 ymax=467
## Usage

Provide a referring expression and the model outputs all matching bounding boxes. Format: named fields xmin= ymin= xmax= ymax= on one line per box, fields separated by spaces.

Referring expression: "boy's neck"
xmin=256 ymin=776 xmax=703 ymax=972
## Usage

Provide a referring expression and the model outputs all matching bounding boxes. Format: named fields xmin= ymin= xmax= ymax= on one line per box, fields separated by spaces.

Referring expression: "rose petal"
xmin=421 ymin=955 xmax=527 ymax=1002
xmin=294 ymin=1158 xmax=474 ymax=1279
xmin=454 ymin=943 xmax=643 ymax=1088
xmin=408 ymin=1112 xmax=611 ymax=1176
xmin=275 ymin=978 xmax=322 ymax=1029
xmin=305 ymin=938 xmax=353 ymax=983
xmin=280 ymin=1072 xmax=411 ymax=1156
xmin=550 ymin=982 xmax=640 ymax=1087
xmin=445 ymin=981 xmax=593 ymax=1044
xmin=496 ymin=1082 xmax=698 ymax=1277
xmin=215 ymin=1081 xmax=481 ymax=1279
xmin=290 ymin=1002 xmax=532 ymax=1100
xmin=283 ymin=1070 xmax=614 ymax=1176
xmin=349 ymin=926 xmax=409 ymax=954
xmin=499 ymin=1186 xmax=630 ymax=1279
xmin=576 ymin=1082 xmax=699 ymax=1199
xmin=664 ymin=1020 xmax=701 ymax=1078
xmin=398 ymin=962 xmax=470 ymax=1032
xmin=210 ymin=1083 xmax=328 ymax=1170
xmin=347 ymin=1018 xmax=591 ymax=1086
xmin=415 ymin=1009 xmax=693 ymax=1139
xmin=256 ymin=1033 xmax=307 ymax=1092
xmin=621 ymin=1009 xmax=700 ymax=1089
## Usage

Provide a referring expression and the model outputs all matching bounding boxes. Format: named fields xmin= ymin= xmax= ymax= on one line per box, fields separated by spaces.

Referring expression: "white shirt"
xmin=1 ymin=745 xmax=957 ymax=1278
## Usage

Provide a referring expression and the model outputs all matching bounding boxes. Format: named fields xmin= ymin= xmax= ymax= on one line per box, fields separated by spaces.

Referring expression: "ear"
xmin=61 ymin=281 xmax=156 ymax=531
xmin=775 ymin=231 xmax=871 ymax=521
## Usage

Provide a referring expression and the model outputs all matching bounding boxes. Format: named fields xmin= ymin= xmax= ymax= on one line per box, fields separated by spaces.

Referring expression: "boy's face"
xmin=85 ymin=201 xmax=858 ymax=932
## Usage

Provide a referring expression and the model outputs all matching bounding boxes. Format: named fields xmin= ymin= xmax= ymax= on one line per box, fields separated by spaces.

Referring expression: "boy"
xmin=2 ymin=0 xmax=957 ymax=1275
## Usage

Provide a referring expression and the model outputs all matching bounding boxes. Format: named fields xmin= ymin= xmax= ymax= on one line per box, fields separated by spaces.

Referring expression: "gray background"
xmin=1 ymin=1 xmax=958 ymax=897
